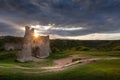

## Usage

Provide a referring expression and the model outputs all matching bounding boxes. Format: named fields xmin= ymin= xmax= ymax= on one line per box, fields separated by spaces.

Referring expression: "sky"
xmin=0 ymin=0 xmax=120 ymax=40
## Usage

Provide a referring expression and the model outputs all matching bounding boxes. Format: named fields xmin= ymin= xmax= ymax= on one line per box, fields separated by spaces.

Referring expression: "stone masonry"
xmin=17 ymin=26 xmax=50 ymax=62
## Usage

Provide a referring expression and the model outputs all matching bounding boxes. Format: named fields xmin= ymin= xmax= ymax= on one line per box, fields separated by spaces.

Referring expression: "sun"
xmin=34 ymin=32 xmax=39 ymax=38
xmin=33 ymin=30 xmax=39 ymax=38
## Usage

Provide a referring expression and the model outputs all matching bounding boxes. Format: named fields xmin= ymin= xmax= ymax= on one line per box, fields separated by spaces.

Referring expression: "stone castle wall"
xmin=17 ymin=26 xmax=50 ymax=62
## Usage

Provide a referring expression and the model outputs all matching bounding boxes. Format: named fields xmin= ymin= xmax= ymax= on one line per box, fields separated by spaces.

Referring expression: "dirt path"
xmin=54 ymin=54 xmax=88 ymax=66
xmin=41 ymin=57 xmax=120 ymax=73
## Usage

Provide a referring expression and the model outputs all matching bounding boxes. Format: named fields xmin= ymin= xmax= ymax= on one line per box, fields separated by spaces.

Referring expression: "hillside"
xmin=0 ymin=36 xmax=120 ymax=51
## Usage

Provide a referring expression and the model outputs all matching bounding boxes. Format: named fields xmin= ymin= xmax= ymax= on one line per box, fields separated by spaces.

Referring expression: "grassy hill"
xmin=0 ymin=36 xmax=120 ymax=80
xmin=50 ymin=39 xmax=120 ymax=52
xmin=0 ymin=36 xmax=120 ymax=52
xmin=0 ymin=50 xmax=120 ymax=80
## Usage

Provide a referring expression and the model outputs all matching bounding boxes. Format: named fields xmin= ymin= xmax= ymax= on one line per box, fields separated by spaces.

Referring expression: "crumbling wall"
xmin=32 ymin=36 xmax=50 ymax=58
xmin=17 ymin=26 xmax=50 ymax=62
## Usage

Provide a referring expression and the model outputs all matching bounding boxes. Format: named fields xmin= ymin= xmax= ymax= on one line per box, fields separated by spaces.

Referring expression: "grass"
xmin=65 ymin=50 xmax=120 ymax=58
xmin=0 ymin=51 xmax=54 ymax=68
xmin=0 ymin=59 xmax=120 ymax=80
xmin=0 ymin=50 xmax=120 ymax=80
xmin=48 ymin=52 xmax=70 ymax=59
xmin=37 ymin=59 xmax=120 ymax=80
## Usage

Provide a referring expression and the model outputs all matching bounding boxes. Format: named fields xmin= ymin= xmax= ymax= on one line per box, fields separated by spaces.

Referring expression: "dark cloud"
xmin=0 ymin=22 xmax=23 ymax=36
xmin=0 ymin=0 xmax=120 ymax=38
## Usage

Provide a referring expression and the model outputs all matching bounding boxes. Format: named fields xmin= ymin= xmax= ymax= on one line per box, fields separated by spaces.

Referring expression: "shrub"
xmin=72 ymin=46 xmax=90 ymax=51
xmin=51 ymin=47 xmax=60 ymax=53
xmin=112 ymin=46 xmax=120 ymax=51
xmin=72 ymin=58 xmax=82 ymax=62
xmin=0 ymin=47 xmax=4 ymax=51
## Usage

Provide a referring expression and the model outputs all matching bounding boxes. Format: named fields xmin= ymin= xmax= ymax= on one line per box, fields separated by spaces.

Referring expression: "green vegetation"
xmin=71 ymin=46 xmax=90 ymax=51
xmin=48 ymin=52 xmax=70 ymax=59
xmin=0 ymin=59 xmax=120 ymax=80
xmin=0 ymin=36 xmax=120 ymax=52
xmin=38 ymin=59 xmax=120 ymax=80
xmin=112 ymin=46 xmax=120 ymax=51
xmin=0 ymin=50 xmax=120 ymax=80
xmin=0 ymin=36 xmax=120 ymax=80
xmin=72 ymin=58 xmax=82 ymax=62
xmin=50 ymin=39 xmax=120 ymax=52
xmin=65 ymin=50 xmax=120 ymax=58
xmin=0 ymin=51 xmax=54 ymax=68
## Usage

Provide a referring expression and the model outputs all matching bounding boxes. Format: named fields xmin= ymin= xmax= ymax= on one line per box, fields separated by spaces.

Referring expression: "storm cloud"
xmin=0 ymin=0 xmax=120 ymax=39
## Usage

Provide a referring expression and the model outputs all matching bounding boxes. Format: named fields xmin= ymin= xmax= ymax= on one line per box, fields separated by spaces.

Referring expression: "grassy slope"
xmin=65 ymin=50 xmax=120 ymax=58
xmin=0 ymin=51 xmax=120 ymax=80
xmin=38 ymin=60 xmax=120 ymax=80
xmin=0 ymin=60 xmax=120 ymax=80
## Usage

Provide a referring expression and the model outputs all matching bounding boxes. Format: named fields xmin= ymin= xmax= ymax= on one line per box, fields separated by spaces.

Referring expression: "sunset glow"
xmin=34 ymin=32 xmax=39 ymax=38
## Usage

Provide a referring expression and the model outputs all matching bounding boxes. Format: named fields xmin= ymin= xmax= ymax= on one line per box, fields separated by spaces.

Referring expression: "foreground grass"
xmin=0 ymin=59 xmax=120 ymax=80
xmin=0 ymin=50 xmax=120 ymax=80
xmin=39 ymin=59 xmax=120 ymax=80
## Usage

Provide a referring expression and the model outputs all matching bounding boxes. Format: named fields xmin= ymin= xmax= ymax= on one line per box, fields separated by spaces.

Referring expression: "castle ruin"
xmin=17 ymin=26 xmax=51 ymax=62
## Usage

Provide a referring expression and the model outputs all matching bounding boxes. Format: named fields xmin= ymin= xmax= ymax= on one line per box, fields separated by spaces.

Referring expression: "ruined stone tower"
xmin=17 ymin=26 xmax=50 ymax=62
